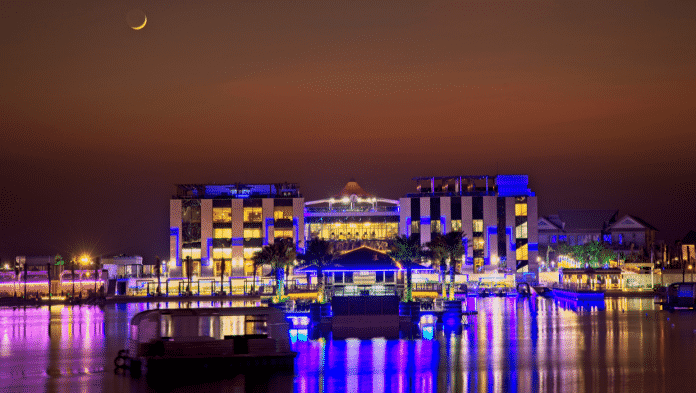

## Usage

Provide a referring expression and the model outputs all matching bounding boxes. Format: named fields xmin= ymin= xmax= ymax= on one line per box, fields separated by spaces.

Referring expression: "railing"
xmin=305 ymin=206 xmax=399 ymax=213
xmin=554 ymin=282 xmax=607 ymax=292
xmin=412 ymin=283 xmax=442 ymax=292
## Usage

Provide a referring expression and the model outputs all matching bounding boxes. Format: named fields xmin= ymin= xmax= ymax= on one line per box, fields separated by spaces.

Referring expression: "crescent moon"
xmin=132 ymin=15 xmax=147 ymax=30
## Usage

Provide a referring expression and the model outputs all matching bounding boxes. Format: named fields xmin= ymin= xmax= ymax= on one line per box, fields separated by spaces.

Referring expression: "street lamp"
xmin=78 ymin=254 xmax=90 ymax=297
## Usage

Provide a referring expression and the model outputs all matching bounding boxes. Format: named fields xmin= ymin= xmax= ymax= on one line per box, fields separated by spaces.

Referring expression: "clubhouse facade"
xmin=168 ymin=175 xmax=538 ymax=280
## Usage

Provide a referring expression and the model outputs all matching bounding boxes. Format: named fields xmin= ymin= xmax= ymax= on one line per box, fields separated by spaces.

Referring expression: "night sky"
xmin=1 ymin=1 xmax=695 ymax=262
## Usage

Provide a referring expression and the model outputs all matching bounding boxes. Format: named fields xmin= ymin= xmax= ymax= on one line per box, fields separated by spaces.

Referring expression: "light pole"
xmin=79 ymin=254 xmax=90 ymax=298
xmin=71 ymin=258 xmax=76 ymax=299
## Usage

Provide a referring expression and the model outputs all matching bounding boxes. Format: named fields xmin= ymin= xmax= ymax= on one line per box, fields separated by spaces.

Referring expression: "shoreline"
xmin=0 ymin=291 xmax=661 ymax=307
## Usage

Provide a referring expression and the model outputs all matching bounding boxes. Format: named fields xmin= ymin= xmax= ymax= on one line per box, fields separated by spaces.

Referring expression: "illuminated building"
xmin=398 ymin=175 xmax=538 ymax=273
xmin=538 ymin=210 xmax=657 ymax=258
xmin=295 ymin=245 xmax=434 ymax=296
xmin=169 ymin=176 xmax=538 ymax=280
xmin=169 ymin=184 xmax=304 ymax=278
xmin=304 ymin=180 xmax=399 ymax=252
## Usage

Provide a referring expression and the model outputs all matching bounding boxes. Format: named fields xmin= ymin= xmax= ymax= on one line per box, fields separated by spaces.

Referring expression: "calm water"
xmin=1 ymin=297 xmax=696 ymax=393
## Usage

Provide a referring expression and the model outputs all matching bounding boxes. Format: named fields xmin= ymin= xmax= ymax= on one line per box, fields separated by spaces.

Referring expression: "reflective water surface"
xmin=1 ymin=297 xmax=696 ymax=392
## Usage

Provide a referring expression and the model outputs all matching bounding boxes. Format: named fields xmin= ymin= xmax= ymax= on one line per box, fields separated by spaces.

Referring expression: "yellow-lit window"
xmin=472 ymin=220 xmax=483 ymax=233
xmin=515 ymin=222 xmax=528 ymax=239
xmin=474 ymin=258 xmax=484 ymax=268
xmin=515 ymin=204 xmax=527 ymax=216
xmin=385 ymin=223 xmax=398 ymax=239
xmin=273 ymin=206 xmax=293 ymax=220
xmin=182 ymin=248 xmax=201 ymax=260
xmin=214 ymin=228 xmax=232 ymax=238
xmin=244 ymin=228 xmax=261 ymax=239
xmin=473 ymin=237 xmax=485 ymax=250
xmin=243 ymin=248 xmax=262 ymax=260
xmin=411 ymin=221 xmax=420 ymax=234
xmin=516 ymin=244 xmax=528 ymax=261
xmin=213 ymin=208 xmax=232 ymax=223
xmin=214 ymin=259 xmax=231 ymax=276
xmin=212 ymin=248 xmax=232 ymax=259
xmin=243 ymin=207 xmax=262 ymax=223
xmin=451 ymin=220 xmax=462 ymax=232
xmin=274 ymin=230 xmax=293 ymax=239
xmin=431 ymin=220 xmax=441 ymax=234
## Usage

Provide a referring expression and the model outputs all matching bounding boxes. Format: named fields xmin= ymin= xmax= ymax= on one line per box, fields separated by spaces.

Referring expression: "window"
xmin=451 ymin=220 xmax=462 ymax=232
xmin=385 ymin=272 xmax=394 ymax=282
xmin=214 ymin=228 xmax=232 ymax=238
xmin=515 ymin=203 xmax=527 ymax=216
xmin=344 ymin=272 xmax=353 ymax=283
xmin=411 ymin=220 xmax=420 ymax=234
xmin=243 ymin=248 xmax=261 ymax=260
xmin=274 ymin=230 xmax=293 ymax=240
xmin=516 ymin=222 xmax=528 ymax=239
xmin=559 ymin=235 xmax=567 ymax=242
xmin=243 ymin=207 xmax=262 ymax=223
xmin=431 ymin=220 xmax=442 ymax=234
xmin=516 ymin=244 xmax=528 ymax=261
xmin=243 ymin=228 xmax=261 ymax=239
xmin=212 ymin=248 xmax=232 ymax=259
xmin=473 ymin=237 xmax=485 ymax=250
xmin=619 ymin=234 xmax=623 ymax=244
xmin=334 ymin=272 xmax=343 ymax=284
xmin=182 ymin=200 xmax=201 ymax=222
xmin=603 ymin=234 xmax=611 ymax=242
xmin=472 ymin=220 xmax=483 ymax=233
xmin=551 ymin=235 xmax=557 ymax=243
xmin=376 ymin=271 xmax=384 ymax=283
xmin=182 ymin=248 xmax=201 ymax=260
xmin=213 ymin=208 xmax=232 ymax=223
xmin=273 ymin=206 xmax=293 ymax=220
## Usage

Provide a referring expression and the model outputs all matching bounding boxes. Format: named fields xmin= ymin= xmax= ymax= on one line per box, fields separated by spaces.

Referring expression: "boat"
xmin=660 ymin=282 xmax=696 ymax=310
xmin=551 ymin=286 xmax=605 ymax=301
xmin=532 ymin=286 xmax=553 ymax=298
xmin=119 ymin=307 xmax=297 ymax=378
xmin=516 ymin=282 xmax=532 ymax=297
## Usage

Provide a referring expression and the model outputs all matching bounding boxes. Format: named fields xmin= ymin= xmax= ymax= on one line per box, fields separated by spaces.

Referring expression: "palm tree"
xmin=154 ymin=256 xmax=162 ymax=296
xmin=252 ymin=247 xmax=272 ymax=295
xmin=443 ymin=232 xmax=464 ymax=300
xmin=252 ymin=239 xmax=297 ymax=301
xmin=389 ymin=234 xmax=421 ymax=302
xmin=298 ymin=238 xmax=335 ymax=303
xmin=219 ymin=257 xmax=226 ymax=295
xmin=268 ymin=239 xmax=296 ymax=302
xmin=425 ymin=234 xmax=449 ymax=298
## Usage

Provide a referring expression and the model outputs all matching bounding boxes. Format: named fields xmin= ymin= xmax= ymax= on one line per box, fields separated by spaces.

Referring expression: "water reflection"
xmin=1 ymin=298 xmax=696 ymax=392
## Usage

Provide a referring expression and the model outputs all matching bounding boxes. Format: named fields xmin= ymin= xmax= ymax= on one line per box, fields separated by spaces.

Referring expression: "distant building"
xmin=607 ymin=214 xmax=658 ymax=255
xmin=538 ymin=210 xmax=618 ymax=247
xmin=169 ymin=183 xmax=304 ymax=279
xmin=100 ymin=255 xmax=144 ymax=279
xmin=681 ymin=230 xmax=696 ymax=267
xmin=398 ymin=175 xmax=538 ymax=273
xmin=538 ymin=210 xmax=658 ymax=261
